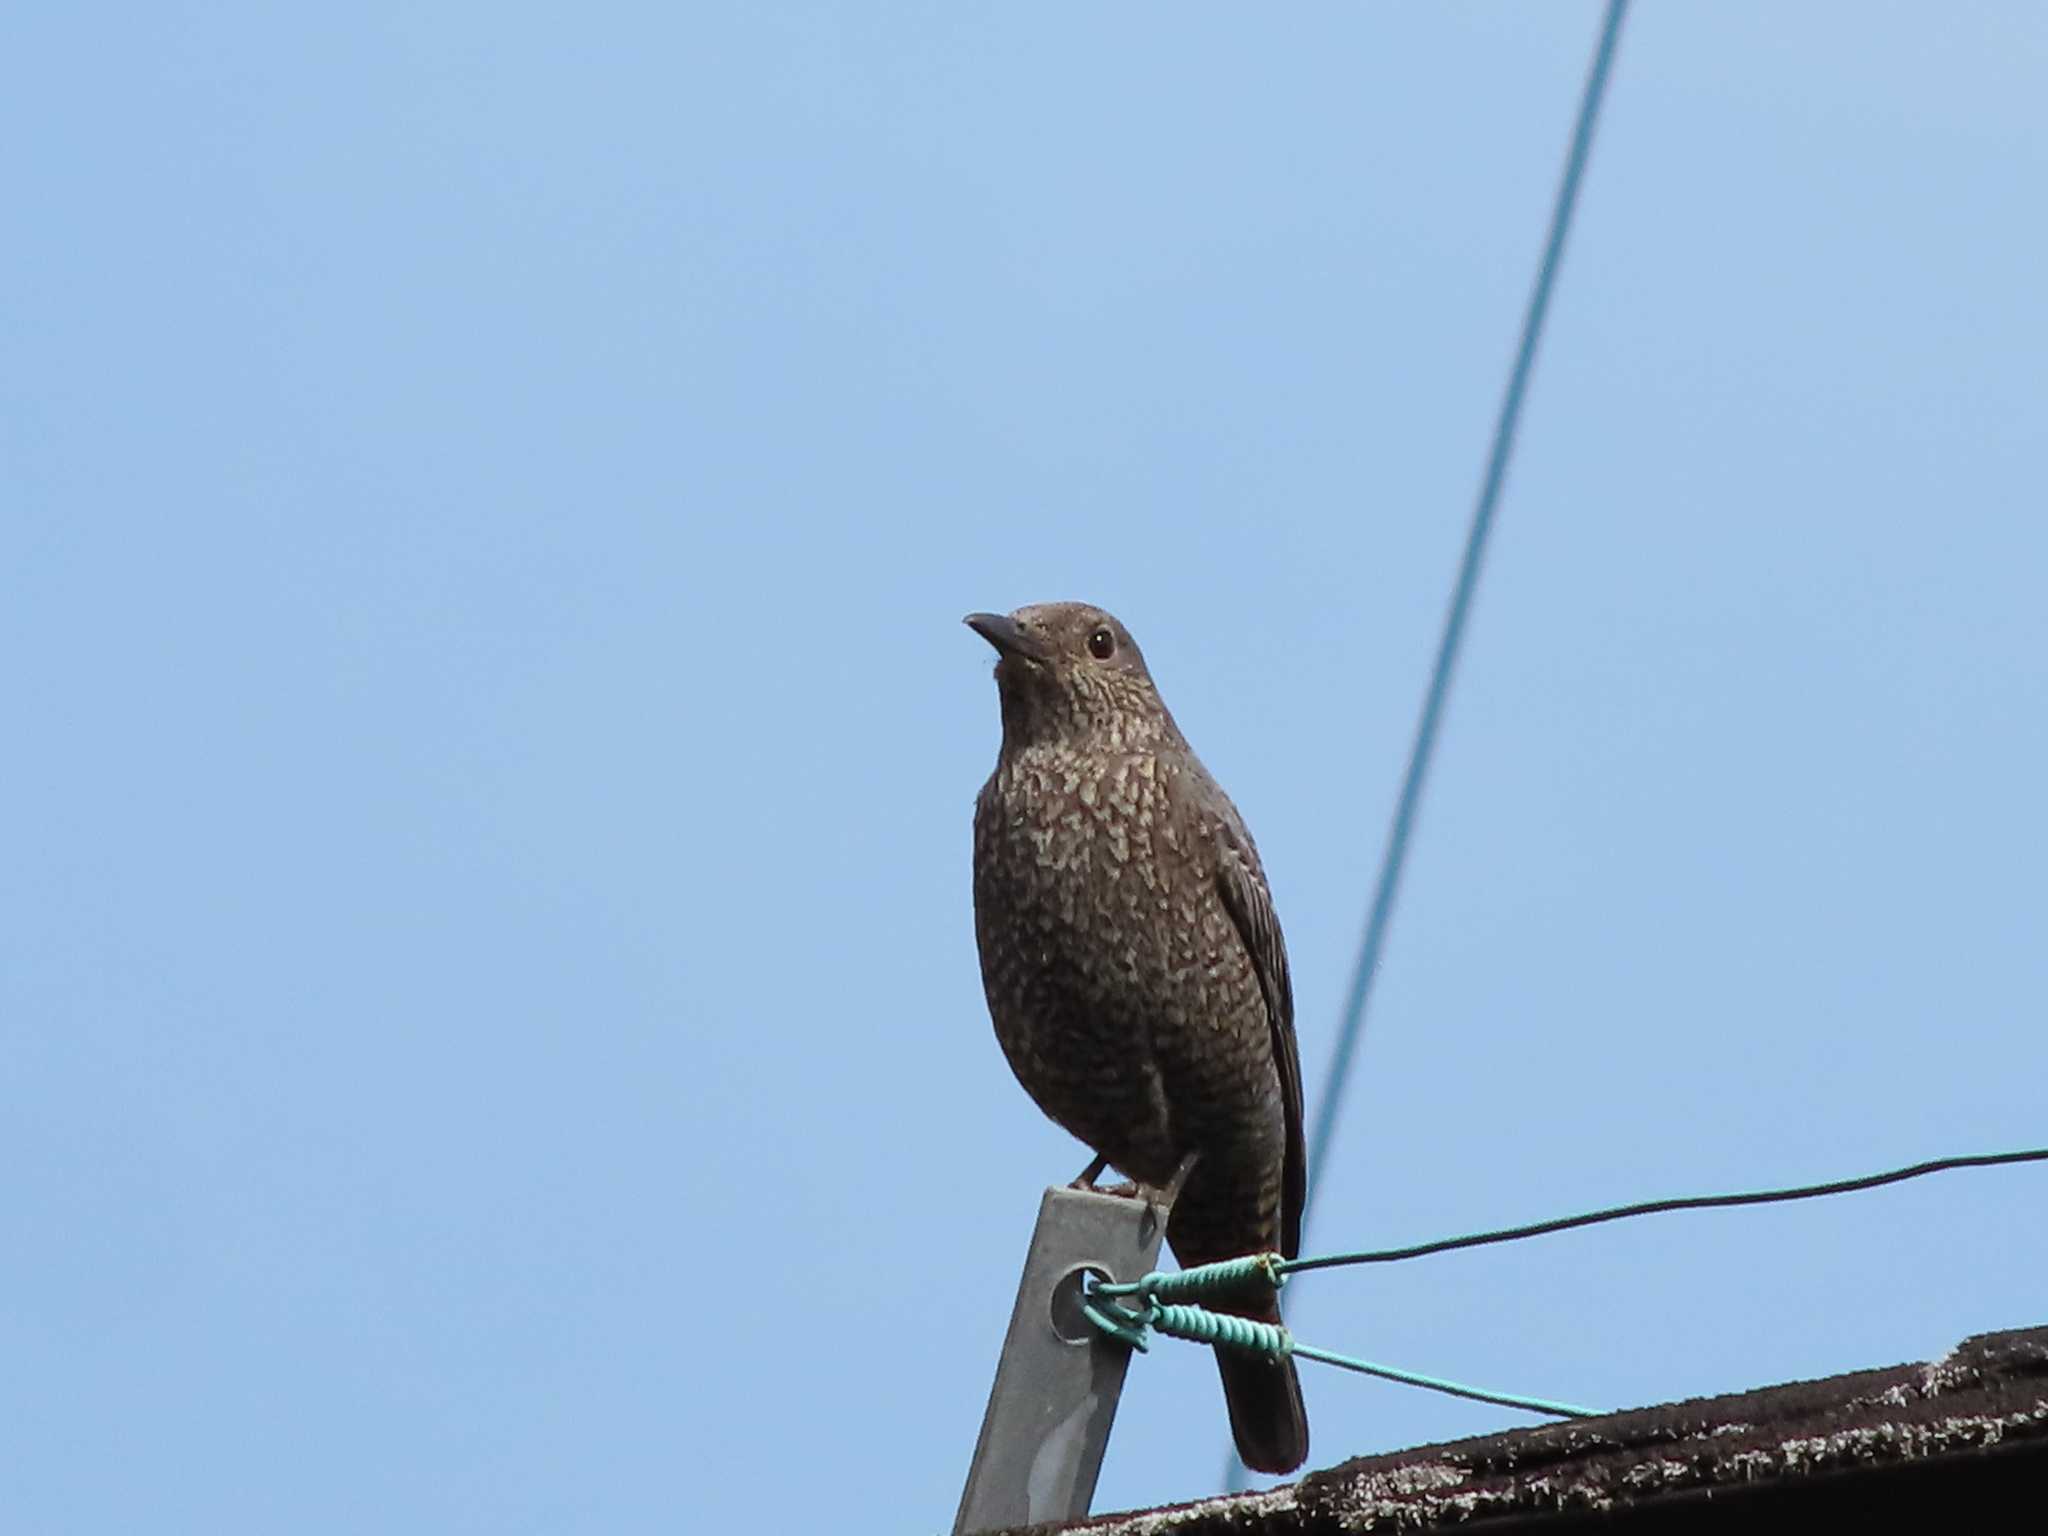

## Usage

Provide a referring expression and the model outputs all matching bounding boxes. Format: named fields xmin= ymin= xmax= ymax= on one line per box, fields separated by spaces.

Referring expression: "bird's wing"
xmin=1216 ymin=830 xmax=1306 ymax=1259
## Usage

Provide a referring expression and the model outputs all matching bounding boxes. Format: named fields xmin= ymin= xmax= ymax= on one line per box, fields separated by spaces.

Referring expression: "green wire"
xmin=1091 ymin=1254 xmax=1282 ymax=1301
xmin=1288 ymin=1342 xmax=1598 ymax=1419
xmin=1099 ymin=1147 xmax=2048 ymax=1426
xmin=1086 ymin=1286 xmax=1599 ymax=1419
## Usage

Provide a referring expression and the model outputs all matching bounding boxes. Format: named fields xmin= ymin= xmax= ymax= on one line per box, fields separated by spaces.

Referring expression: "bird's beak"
xmin=964 ymin=611 xmax=1047 ymax=664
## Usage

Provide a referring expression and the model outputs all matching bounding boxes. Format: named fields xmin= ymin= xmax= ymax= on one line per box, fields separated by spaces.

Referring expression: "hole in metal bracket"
xmin=1047 ymin=1264 xmax=1111 ymax=1345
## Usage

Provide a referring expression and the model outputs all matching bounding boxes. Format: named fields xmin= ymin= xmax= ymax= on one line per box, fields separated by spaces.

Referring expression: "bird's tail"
xmin=1214 ymin=1295 xmax=1309 ymax=1475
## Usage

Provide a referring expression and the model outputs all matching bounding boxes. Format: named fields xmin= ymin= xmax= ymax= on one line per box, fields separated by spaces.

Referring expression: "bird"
xmin=965 ymin=600 xmax=1309 ymax=1475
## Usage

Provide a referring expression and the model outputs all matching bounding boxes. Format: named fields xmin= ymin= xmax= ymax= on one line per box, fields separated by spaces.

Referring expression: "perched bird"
xmin=966 ymin=601 xmax=1309 ymax=1475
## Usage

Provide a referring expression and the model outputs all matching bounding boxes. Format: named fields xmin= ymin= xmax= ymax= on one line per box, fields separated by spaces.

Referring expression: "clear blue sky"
xmin=6 ymin=5 xmax=2045 ymax=1531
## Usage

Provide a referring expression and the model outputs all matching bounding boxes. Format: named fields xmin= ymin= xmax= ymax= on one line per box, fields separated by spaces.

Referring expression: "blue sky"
xmin=5 ymin=4 xmax=2045 ymax=1531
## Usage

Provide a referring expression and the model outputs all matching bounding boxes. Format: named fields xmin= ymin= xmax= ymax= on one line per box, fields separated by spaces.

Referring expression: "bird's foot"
xmin=1153 ymin=1149 xmax=1201 ymax=1216
xmin=1068 ymin=1155 xmax=1141 ymax=1198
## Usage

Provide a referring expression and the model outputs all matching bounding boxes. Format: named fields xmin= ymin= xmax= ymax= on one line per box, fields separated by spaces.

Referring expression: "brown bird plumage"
xmin=966 ymin=601 xmax=1309 ymax=1475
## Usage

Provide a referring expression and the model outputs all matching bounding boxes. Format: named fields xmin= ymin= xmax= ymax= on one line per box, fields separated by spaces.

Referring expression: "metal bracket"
xmin=953 ymin=1184 xmax=1169 ymax=1534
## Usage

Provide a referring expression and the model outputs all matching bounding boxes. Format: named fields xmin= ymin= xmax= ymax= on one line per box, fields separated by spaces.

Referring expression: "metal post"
xmin=953 ymin=1185 xmax=1169 ymax=1534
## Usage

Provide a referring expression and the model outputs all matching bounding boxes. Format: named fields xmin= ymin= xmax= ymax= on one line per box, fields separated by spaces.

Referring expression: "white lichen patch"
xmin=1719 ymin=1408 xmax=2044 ymax=1483
xmin=1920 ymin=1353 xmax=1973 ymax=1397
xmin=1371 ymin=1460 xmax=1469 ymax=1496
xmin=1075 ymin=1482 xmax=1299 ymax=1535
xmin=1620 ymin=1457 xmax=1698 ymax=1492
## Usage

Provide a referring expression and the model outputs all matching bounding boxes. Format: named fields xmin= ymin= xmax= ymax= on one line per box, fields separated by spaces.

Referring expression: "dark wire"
xmin=1226 ymin=2 xmax=1632 ymax=1492
xmin=1301 ymin=0 xmax=1634 ymax=1255
xmin=1284 ymin=1149 xmax=2048 ymax=1274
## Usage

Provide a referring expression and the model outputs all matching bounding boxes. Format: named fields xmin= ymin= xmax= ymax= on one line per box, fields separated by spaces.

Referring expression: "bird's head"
xmin=964 ymin=602 xmax=1174 ymax=750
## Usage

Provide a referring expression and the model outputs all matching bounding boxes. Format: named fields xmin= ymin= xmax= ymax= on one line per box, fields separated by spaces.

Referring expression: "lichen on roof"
xmin=1002 ymin=1325 xmax=2048 ymax=1534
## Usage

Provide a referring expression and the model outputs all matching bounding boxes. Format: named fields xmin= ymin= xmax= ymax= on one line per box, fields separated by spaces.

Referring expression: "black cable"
xmin=1285 ymin=1148 xmax=2048 ymax=1274
xmin=1303 ymin=0 xmax=1633 ymax=1250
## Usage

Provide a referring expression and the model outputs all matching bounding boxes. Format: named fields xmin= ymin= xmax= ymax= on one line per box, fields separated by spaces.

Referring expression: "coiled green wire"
xmin=1082 ymin=1273 xmax=1599 ymax=1419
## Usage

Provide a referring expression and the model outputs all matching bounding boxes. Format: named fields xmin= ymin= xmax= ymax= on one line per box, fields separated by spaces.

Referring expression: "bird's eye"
xmin=1087 ymin=627 xmax=1116 ymax=660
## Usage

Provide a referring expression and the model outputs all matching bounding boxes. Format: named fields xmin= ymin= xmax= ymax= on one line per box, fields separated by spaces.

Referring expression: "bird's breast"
xmin=983 ymin=748 xmax=1181 ymax=871
xmin=974 ymin=744 xmax=1223 ymax=980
